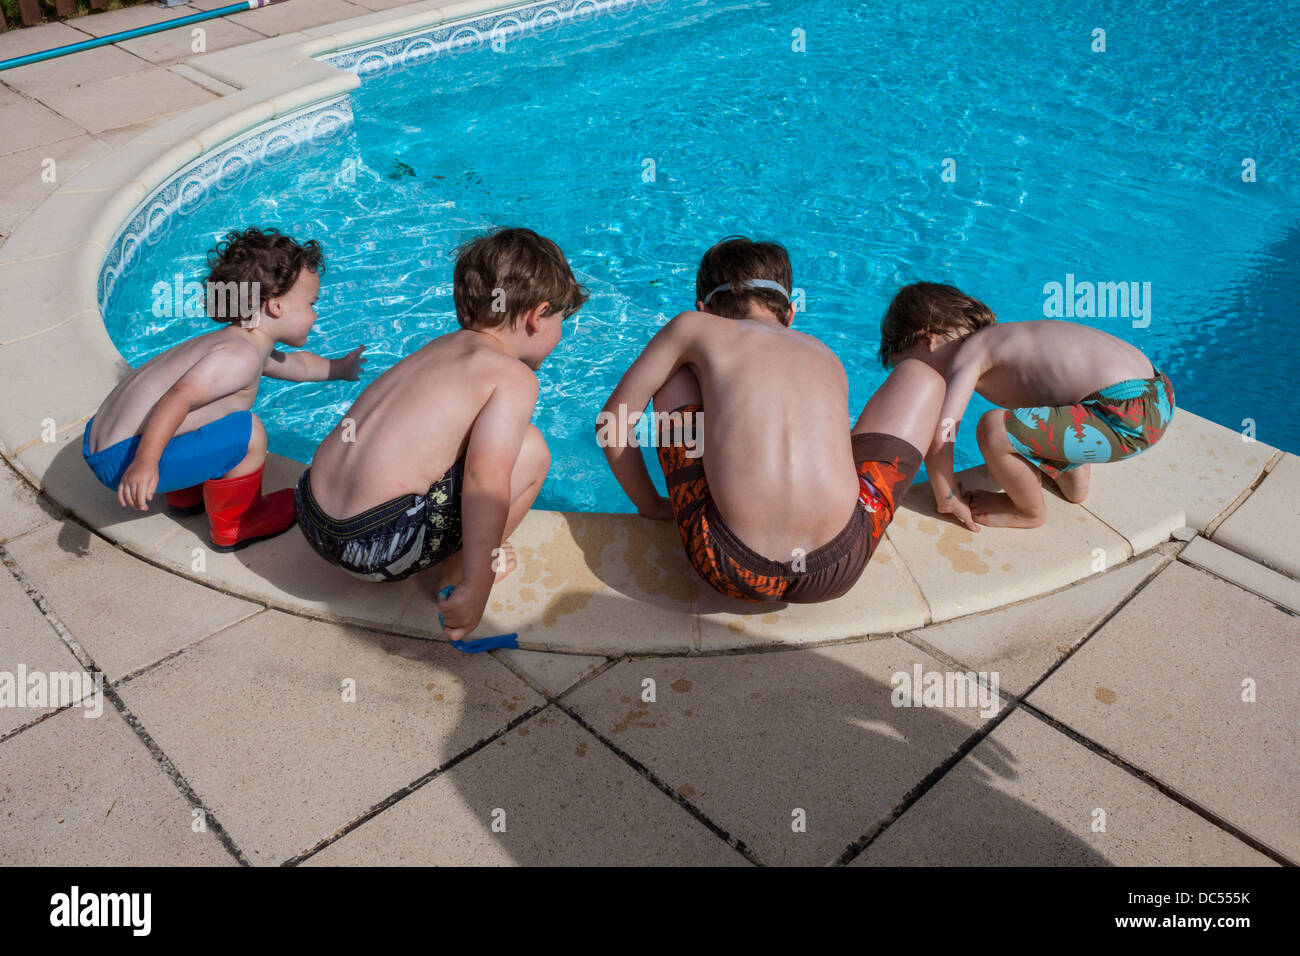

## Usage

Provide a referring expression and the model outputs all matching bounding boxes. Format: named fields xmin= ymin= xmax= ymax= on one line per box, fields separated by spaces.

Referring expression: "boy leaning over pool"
xmin=83 ymin=227 xmax=365 ymax=551
xmin=880 ymin=282 xmax=1174 ymax=530
xmin=600 ymin=237 xmax=946 ymax=604
xmin=296 ymin=227 xmax=588 ymax=640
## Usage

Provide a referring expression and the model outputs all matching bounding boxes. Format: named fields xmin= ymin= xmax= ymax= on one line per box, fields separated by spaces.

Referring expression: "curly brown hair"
xmin=204 ymin=227 xmax=324 ymax=323
xmin=878 ymin=282 xmax=997 ymax=367
xmin=452 ymin=227 xmax=589 ymax=330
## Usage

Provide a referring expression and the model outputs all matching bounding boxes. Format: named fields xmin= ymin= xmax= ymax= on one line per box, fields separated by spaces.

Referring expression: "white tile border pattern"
xmin=321 ymin=0 xmax=662 ymax=76
xmin=98 ymin=99 xmax=354 ymax=311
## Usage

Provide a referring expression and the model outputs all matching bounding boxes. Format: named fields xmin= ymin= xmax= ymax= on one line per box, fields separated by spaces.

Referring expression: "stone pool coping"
xmin=0 ymin=0 xmax=1291 ymax=655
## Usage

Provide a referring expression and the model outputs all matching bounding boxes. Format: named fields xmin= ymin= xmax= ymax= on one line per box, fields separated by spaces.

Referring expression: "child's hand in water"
xmin=437 ymin=580 xmax=489 ymax=641
xmin=117 ymin=459 xmax=160 ymax=511
xmin=334 ymin=345 xmax=367 ymax=381
xmin=937 ymin=485 xmax=980 ymax=532
xmin=639 ymin=495 xmax=674 ymax=520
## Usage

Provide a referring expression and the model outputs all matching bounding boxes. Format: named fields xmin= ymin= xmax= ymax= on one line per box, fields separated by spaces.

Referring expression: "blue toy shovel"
xmin=437 ymin=585 xmax=519 ymax=653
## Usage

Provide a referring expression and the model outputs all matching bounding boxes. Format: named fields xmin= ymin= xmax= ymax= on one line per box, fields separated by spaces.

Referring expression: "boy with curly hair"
xmin=83 ymin=227 xmax=364 ymax=551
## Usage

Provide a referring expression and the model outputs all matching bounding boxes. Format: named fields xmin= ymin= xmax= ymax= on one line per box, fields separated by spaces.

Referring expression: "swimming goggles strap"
xmin=703 ymin=278 xmax=790 ymax=304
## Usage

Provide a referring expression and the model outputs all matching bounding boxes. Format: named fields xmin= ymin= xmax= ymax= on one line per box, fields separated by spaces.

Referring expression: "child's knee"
xmin=1057 ymin=467 xmax=1090 ymax=503
xmin=976 ymin=409 xmax=1007 ymax=449
xmin=892 ymin=356 xmax=942 ymax=387
xmin=893 ymin=358 xmax=945 ymax=411
xmin=246 ymin=414 xmax=268 ymax=455
xmin=523 ymin=424 xmax=550 ymax=477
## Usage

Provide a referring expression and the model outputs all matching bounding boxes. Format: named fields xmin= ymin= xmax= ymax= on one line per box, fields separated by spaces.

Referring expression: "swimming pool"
xmin=101 ymin=0 xmax=1300 ymax=513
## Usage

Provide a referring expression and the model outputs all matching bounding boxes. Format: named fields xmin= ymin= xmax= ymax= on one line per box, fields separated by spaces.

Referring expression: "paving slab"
xmin=1081 ymin=409 xmax=1274 ymax=540
xmin=3 ymin=521 xmax=263 ymax=682
xmin=887 ymin=466 xmax=1130 ymax=623
xmin=67 ymin=3 xmax=196 ymax=37
xmin=0 ymin=244 xmax=101 ymax=343
xmin=1179 ymin=536 xmax=1300 ymax=615
xmin=1 ymin=45 xmax=153 ymax=98
xmin=36 ymin=67 xmax=215 ymax=135
xmin=398 ymin=509 xmax=698 ymax=653
xmin=0 ymin=184 xmax=125 ymax=258
xmin=0 ymin=703 xmax=234 ymax=865
xmin=907 ymin=553 xmax=1166 ymax=696
xmin=20 ymin=438 xmax=419 ymax=631
xmin=300 ymin=0 xmax=442 ymax=45
xmin=226 ymin=0 xmax=370 ymax=37
xmin=1213 ymin=453 xmax=1300 ymax=579
xmin=1027 ymin=561 xmax=1300 ymax=861
xmin=116 ymin=610 xmax=545 ymax=864
xmin=696 ymin=535 xmax=928 ymax=648
xmin=188 ymin=0 xmax=262 ymax=11
xmin=0 ymin=561 xmax=84 ymax=736
xmin=347 ymin=0 xmax=436 ymax=10
xmin=855 ymin=708 xmax=1274 ymax=866
xmin=565 ymin=642 xmax=1005 ymax=866
xmin=13 ymin=427 xmax=183 ymax=560
xmin=0 ymin=134 xmax=111 ymax=234
xmin=0 ymin=317 xmax=126 ymax=455
xmin=113 ymin=17 xmax=267 ymax=64
xmin=0 ymin=21 xmax=88 ymax=62
xmin=54 ymin=112 xmax=203 ymax=193
xmin=183 ymin=30 xmax=315 ymax=88
xmin=167 ymin=62 xmax=241 ymax=98
xmin=305 ymin=708 xmax=745 ymax=866
xmin=0 ymin=463 xmax=58 ymax=543
xmin=0 ymin=96 xmax=84 ymax=156
xmin=495 ymin=648 xmax=607 ymax=697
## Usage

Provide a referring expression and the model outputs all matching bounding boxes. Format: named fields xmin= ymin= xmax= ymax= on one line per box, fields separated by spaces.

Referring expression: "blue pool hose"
xmin=0 ymin=0 xmax=291 ymax=73
xmin=437 ymin=585 xmax=519 ymax=653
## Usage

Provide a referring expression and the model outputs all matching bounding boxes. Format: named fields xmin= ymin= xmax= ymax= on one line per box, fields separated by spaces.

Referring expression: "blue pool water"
xmin=102 ymin=0 xmax=1300 ymax=513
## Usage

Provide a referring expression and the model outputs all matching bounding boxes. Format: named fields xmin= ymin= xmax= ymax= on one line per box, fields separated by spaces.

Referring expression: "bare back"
xmin=677 ymin=313 xmax=860 ymax=560
xmin=88 ymin=327 xmax=262 ymax=453
xmin=970 ymin=321 xmax=1155 ymax=409
xmin=309 ymin=330 xmax=526 ymax=517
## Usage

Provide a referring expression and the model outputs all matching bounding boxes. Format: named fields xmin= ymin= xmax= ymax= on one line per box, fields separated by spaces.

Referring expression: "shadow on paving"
xmin=336 ymin=628 xmax=1110 ymax=866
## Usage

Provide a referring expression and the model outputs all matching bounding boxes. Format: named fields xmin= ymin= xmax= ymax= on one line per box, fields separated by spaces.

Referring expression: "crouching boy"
xmin=296 ymin=228 xmax=588 ymax=639
xmin=83 ymin=227 xmax=363 ymax=551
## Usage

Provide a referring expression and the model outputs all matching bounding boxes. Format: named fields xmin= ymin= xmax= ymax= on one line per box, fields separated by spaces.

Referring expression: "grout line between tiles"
xmin=0 ymin=539 xmax=251 ymax=866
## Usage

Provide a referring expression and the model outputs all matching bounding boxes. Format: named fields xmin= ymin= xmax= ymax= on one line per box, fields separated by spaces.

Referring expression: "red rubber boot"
xmin=202 ymin=465 xmax=296 ymax=553
xmin=164 ymin=485 xmax=205 ymax=517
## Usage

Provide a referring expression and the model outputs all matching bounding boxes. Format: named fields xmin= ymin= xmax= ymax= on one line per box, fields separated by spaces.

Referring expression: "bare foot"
xmin=1048 ymin=465 xmax=1090 ymax=504
xmin=491 ymin=541 xmax=518 ymax=582
xmin=968 ymin=489 xmax=1047 ymax=529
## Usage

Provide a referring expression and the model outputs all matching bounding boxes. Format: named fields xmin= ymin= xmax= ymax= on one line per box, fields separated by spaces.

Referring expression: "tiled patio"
xmin=1 ymin=0 xmax=1296 ymax=866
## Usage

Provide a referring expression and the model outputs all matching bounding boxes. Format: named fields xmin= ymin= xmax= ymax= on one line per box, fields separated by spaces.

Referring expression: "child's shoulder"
xmin=164 ymin=326 xmax=261 ymax=369
xmin=952 ymin=321 xmax=1003 ymax=354
xmin=665 ymin=309 xmax=717 ymax=333
xmin=449 ymin=330 xmax=539 ymax=387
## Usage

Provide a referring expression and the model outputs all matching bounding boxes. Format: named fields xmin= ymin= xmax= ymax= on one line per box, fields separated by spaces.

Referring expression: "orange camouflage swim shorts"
xmin=656 ymin=404 xmax=923 ymax=603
